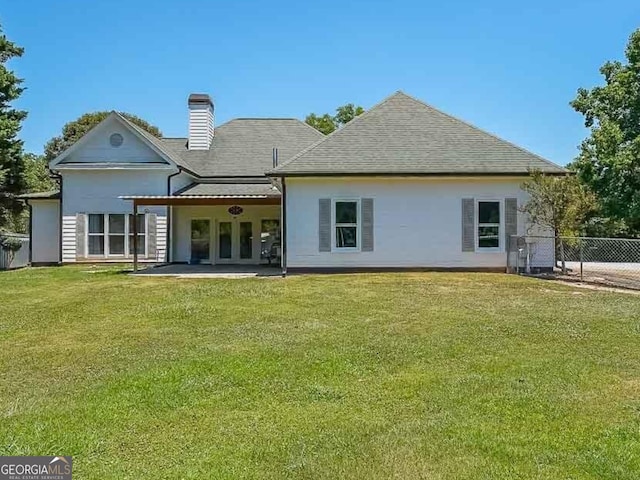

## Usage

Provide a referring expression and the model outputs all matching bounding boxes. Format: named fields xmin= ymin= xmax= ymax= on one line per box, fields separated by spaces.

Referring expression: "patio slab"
xmin=131 ymin=264 xmax=282 ymax=278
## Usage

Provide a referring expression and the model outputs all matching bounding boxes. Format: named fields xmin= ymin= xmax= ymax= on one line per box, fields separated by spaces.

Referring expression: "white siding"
xmin=61 ymin=170 xmax=169 ymax=262
xmin=285 ymin=177 xmax=550 ymax=269
xmin=188 ymin=104 xmax=214 ymax=150
xmin=171 ymin=205 xmax=280 ymax=263
xmin=60 ymin=116 xmax=168 ymax=164
xmin=170 ymin=171 xmax=197 ymax=194
xmin=30 ymin=200 xmax=60 ymax=264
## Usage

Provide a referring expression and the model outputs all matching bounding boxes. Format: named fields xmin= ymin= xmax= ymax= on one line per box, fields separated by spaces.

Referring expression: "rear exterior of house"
xmin=23 ymin=91 xmax=565 ymax=272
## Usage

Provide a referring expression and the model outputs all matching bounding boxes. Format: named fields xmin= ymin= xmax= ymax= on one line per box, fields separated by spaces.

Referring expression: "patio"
xmin=131 ymin=263 xmax=282 ymax=278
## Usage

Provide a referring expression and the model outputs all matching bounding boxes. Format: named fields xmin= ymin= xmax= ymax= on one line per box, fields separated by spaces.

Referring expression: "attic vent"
xmin=109 ymin=133 xmax=124 ymax=147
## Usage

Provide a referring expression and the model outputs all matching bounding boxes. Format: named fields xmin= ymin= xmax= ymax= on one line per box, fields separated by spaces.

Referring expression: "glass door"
xmin=218 ymin=221 xmax=233 ymax=262
xmin=239 ymin=222 xmax=253 ymax=260
xmin=216 ymin=220 xmax=255 ymax=263
xmin=190 ymin=219 xmax=211 ymax=263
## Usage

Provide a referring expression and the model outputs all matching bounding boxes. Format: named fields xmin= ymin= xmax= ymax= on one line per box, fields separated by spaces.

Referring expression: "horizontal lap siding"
xmin=61 ymin=169 xmax=171 ymax=263
xmin=62 ymin=215 xmax=77 ymax=262
xmin=155 ymin=214 xmax=167 ymax=262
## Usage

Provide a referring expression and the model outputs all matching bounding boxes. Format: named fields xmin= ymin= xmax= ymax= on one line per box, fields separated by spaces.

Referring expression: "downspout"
xmin=50 ymin=170 xmax=63 ymax=265
xmin=281 ymin=177 xmax=287 ymax=277
xmin=27 ymin=200 xmax=33 ymax=265
xmin=166 ymin=167 xmax=182 ymax=263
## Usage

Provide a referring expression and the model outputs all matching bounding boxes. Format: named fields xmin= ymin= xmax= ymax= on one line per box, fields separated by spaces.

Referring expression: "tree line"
xmin=1 ymin=21 xmax=639 ymax=239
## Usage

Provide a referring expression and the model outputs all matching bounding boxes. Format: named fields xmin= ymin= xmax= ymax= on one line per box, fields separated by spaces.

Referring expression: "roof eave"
xmin=268 ymin=170 xmax=568 ymax=178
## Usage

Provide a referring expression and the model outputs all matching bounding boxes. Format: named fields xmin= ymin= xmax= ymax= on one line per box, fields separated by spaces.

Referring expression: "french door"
xmin=216 ymin=220 xmax=254 ymax=263
xmin=190 ymin=219 xmax=211 ymax=264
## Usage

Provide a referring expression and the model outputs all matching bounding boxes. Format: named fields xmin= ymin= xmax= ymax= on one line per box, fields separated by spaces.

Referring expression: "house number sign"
xmin=228 ymin=205 xmax=243 ymax=216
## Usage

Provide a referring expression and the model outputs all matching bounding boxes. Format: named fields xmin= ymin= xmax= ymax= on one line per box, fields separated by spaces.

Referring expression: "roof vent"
xmin=109 ymin=133 xmax=123 ymax=147
xmin=188 ymin=93 xmax=214 ymax=150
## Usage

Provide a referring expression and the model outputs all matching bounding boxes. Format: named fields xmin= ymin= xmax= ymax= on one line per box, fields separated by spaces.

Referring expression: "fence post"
xmin=579 ymin=238 xmax=584 ymax=282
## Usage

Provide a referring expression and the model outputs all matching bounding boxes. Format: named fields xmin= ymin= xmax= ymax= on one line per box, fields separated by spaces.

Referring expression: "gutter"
xmin=267 ymin=171 xmax=568 ymax=178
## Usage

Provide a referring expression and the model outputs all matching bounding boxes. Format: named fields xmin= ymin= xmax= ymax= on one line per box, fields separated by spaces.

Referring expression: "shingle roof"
xmin=160 ymin=118 xmax=323 ymax=177
xmin=18 ymin=191 xmax=61 ymax=200
xmin=271 ymin=91 xmax=566 ymax=176
xmin=176 ymin=182 xmax=281 ymax=197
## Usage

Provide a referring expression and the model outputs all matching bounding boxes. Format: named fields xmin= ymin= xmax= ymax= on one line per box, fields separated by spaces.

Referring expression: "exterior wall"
xmin=285 ymin=176 xmax=548 ymax=269
xmin=188 ymin=103 xmax=214 ymax=150
xmin=30 ymin=200 xmax=60 ymax=264
xmin=61 ymin=169 xmax=170 ymax=262
xmin=170 ymin=171 xmax=197 ymax=194
xmin=171 ymin=205 xmax=280 ymax=263
xmin=61 ymin=117 xmax=168 ymax=164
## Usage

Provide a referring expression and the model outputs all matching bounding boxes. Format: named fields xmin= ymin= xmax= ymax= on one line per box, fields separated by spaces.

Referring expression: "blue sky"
xmin=2 ymin=1 xmax=639 ymax=165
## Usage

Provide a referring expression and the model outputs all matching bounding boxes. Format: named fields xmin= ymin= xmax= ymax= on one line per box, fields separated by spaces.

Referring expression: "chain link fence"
xmin=507 ymin=235 xmax=640 ymax=290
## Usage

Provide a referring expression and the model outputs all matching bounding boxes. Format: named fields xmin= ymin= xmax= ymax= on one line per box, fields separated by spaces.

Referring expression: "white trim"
xmin=331 ymin=198 xmax=361 ymax=253
xmin=259 ymin=217 xmax=281 ymax=264
xmin=190 ymin=217 xmax=212 ymax=264
xmin=56 ymin=163 xmax=175 ymax=171
xmin=49 ymin=112 xmax=177 ymax=170
xmin=85 ymin=213 xmax=147 ymax=258
xmin=475 ymin=199 xmax=504 ymax=253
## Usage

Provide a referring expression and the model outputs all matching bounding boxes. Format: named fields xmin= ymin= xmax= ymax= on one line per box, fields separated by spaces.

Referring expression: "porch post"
xmin=132 ymin=199 xmax=138 ymax=272
xmin=281 ymin=178 xmax=287 ymax=277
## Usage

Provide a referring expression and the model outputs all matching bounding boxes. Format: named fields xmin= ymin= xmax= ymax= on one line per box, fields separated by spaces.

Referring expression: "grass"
xmin=1 ymin=266 xmax=640 ymax=479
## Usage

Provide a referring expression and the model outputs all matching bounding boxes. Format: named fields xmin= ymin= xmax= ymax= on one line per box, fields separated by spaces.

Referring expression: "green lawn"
xmin=1 ymin=267 xmax=640 ymax=479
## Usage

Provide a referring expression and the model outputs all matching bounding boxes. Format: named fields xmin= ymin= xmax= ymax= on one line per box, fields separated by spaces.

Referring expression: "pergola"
xmin=119 ymin=194 xmax=281 ymax=272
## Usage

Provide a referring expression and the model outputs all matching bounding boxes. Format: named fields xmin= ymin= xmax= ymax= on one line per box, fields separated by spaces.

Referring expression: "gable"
xmin=54 ymin=114 xmax=170 ymax=166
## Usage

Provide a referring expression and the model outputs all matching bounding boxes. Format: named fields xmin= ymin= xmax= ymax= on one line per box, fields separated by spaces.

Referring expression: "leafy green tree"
xmin=5 ymin=153 xmax=58 ymax=233
xmin=23 ymin=153 xmax=55 ymax=193
xmin=521 ymin=171 xmax=597 ymax=273
xmin=570 ymin=28 xmax=640 ymax=235
xmin=305 ymin=103 xmax=365 ymax=135
xmin=0 ymin=23 xmax=27 ymax=232
xmin=44 ymin=112 xmax=162 ymax=162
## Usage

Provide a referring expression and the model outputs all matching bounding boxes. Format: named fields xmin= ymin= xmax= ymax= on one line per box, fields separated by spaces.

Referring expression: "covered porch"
xmin=120 ymin=192 xmax=283 ymax=273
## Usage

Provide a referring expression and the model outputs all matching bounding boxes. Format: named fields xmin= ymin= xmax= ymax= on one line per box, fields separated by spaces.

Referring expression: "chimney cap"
xmin=188 ymin=93 xmax=213 ymax=108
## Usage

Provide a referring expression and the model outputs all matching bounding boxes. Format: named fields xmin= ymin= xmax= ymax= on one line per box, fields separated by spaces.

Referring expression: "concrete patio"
xmin=131 ymin=264 xmax=282 ymax=278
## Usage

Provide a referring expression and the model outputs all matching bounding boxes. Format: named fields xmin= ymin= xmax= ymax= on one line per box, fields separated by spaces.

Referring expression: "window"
xmin=477 ymin=201 xmax=501 ymax=249
xmin=86 ymin=213 xmax=146 ymax=257
xmin=129 ymin=214 xmax=146 ymax=255
xmin=260 ymin=219 xmax=280 ymax=261
xmin=109 ymin=214 xmax=126 ymax=255
xmin=335 ymin=200 xmax=358 ymax=249
xmin=88 ymin=214 xmax=105 ymax=255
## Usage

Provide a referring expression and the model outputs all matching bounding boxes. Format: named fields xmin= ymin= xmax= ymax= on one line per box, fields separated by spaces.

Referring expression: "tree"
xmin=4 ymin=153 xmax=58 ymax=233
xmin=520 ymin=171 xmax=597 ymax=273
xmin=305 ymin=103 xmax=365 ymax=135
xmin=569 ymin=28 xmax=640 ymax=235
xmin=23 ymin=153 xmax=55 ymax=193
xmin=0 ymin=23 xmax=27 ymax=232
xmin=44 ymin=112 xmax=162 ymax=162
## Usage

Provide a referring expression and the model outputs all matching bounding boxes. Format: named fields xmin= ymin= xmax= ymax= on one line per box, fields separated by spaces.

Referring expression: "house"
xmin=23 ymin=91 xmax=565 ymax=272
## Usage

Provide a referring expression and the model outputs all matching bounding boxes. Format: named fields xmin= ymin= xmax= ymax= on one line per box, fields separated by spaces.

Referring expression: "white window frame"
xmin=87 ymin=214 xmax=105 ymax=257
xmin=107 ymin=214 xmax=127 ymax=257
xmin=86 ymin=213 xmax=147 ymax=258
xmin=332 ymin=198 xmax=360 ymax=252
xmin=128 ymin=213 xmax=148 ymax=258
xmin=475 ymin=199 xmax=503 ymax=252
